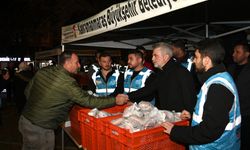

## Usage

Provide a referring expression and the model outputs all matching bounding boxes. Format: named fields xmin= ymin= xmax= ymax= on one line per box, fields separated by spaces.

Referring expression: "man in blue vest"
xmin=136 ymin=46 xmax=154 ymax=71
xmin=88 ymin=52 xmax=121 ymax=97
xmin=162 ymin=39 xmax=241 ymax=150
xmin=88 ymin=51 xmax=101 ymax=76
xmin=171 ymin=39 xmax=193 ymax=71
xmin=171 ymin=39 xmax=201 ymax=93
xmin=124 ymin=50 xmax=155 ymax=104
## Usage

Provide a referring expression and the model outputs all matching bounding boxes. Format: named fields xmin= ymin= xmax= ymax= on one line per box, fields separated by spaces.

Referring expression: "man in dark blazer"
xmin=127 ymin=42 xmax=196 ymax=116
xmin=228 ymin=42 xmax=250 ymax=150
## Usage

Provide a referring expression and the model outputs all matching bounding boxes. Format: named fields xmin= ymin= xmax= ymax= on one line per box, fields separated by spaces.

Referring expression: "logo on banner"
xmin=72 ymin=25 xmax=78 ymax=38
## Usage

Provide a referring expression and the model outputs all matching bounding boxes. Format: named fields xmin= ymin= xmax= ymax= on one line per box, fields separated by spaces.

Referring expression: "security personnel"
xmin=89 ymin=52 xmax=120 ymax=97
xmin=171 ymin=39 xmax=193 ymax=71
xmin=172 ymin=39 xmax=201 ymax=93
xmin=87 ymin=51 xmax=101 ymax=77
xmin=162 ymin=39 xmax=241 ymax=150
xmin=124 ymin=50 xmax=155 ymax=104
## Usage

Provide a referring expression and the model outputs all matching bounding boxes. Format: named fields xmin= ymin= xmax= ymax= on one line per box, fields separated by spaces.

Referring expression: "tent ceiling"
xmin=67 ymin=21 xmax=250 ymax=50
xmin=73 ymin=41 xmax=136 ymax=49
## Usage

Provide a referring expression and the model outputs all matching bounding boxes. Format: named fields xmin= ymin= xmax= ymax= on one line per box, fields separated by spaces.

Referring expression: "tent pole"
xmin=206 ymin=24 xmax=209 ymax=38
xmin=171 ymin=26 xmax=203 ymax=39
xmin=62 ymin=44 xmax=65 ymax=52
xmin=59 ymin=44 xmax=65 ymax=64
xmin=210 ymin=26 xmax=250 ymax=39
xmin=210 ymin=21 xmax=250 ymax=25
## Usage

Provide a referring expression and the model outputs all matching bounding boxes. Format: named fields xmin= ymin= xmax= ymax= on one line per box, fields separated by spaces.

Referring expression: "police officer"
xmin=124 ymin=50 xmax=155 ymax=104
xmin=171 ymin=39 xmax=193 ymax=71
xmin=89 ymin=52 xmax=121 ymax=97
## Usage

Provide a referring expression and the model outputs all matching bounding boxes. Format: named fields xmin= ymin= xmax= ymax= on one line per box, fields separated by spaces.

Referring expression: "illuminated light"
xmin=0 ymin=57 xmax=10 ymax=61
xmin=24 ymin=57 xmax=31 ymax=61
xmin=10 ymin=58 xmax=17 ymax=61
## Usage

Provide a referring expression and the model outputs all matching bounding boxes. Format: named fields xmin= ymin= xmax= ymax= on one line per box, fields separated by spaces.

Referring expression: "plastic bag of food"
xmin=161 ymin=110 xmax=181 ymax=122
xmin=138 ymin=101 xmax=154 ymax=112
xmin=124 ymin=115 xmax=144 ymax=133
xmin=88 ymin=108 xmax=111 ymax=118
xmin=111 ymin=118 xmax=124 ymax=126
xmin=88 ymin=108 xmax=99 ymax=117
xmin=143 ymin=107 xmax=166 ymax=129
xmin=144 ymin=117 xmax=159 ymax=129
xmin=111 ymin=102 xmax=182 ymax=132
xmin=123 ymin=103 xmax=143 ymax=118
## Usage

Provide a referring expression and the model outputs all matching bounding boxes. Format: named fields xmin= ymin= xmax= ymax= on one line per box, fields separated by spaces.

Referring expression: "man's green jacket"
xmin=22 ymin=65 xmax=115 ymax=129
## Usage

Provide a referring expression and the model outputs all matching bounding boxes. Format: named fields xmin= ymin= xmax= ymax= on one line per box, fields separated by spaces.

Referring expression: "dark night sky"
xmin=0 ymin=0 xmax=124 ymax=57
xmin=0 ymin=0 xmax=249 ymax=57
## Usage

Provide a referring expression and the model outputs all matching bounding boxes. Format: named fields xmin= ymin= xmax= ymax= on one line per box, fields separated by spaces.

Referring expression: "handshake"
xmin=115 ymin=94 xmax=129 ymax=105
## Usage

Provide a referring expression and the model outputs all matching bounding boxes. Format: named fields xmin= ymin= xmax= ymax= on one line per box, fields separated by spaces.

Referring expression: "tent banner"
xmin=62 ymin=0 xmax=207 ymax=43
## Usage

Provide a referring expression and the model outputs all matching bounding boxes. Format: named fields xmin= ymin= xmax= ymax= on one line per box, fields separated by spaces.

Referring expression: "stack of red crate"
xmin=69 ymin=105 xmax=83 ymax=135
xmin=107 ymin=119 xmax=189 ymax=150
xmin=78 ymin=105 xmax=128 ymax=150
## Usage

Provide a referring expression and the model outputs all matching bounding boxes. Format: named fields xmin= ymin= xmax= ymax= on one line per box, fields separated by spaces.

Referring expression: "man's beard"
xmin=102 ymin=67 xmax=111 ymax=71
xmin=195 ymin=64 xmax=206 ymax=73
xmin=127 ymin=64 xmax=132 ymax=69
xmin=153 ymin=63 xmax=160 ymax=69
xmin=234 ymin=57 xmax=246 ymax=65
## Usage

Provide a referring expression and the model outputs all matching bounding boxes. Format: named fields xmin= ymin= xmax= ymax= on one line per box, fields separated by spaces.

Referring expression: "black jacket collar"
xmin=162 ymin=58 xmax=175 ymax=72
xmin=96 ymin=68 xmax=116 ymax=82
xmin=198 ymin=64 xmax=226 ymax=84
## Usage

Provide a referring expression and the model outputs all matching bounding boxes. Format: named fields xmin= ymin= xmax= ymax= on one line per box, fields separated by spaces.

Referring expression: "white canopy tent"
xmin=61 ymin=0 xmax=250 ymax=50
xmin=61 ymin=0 xmax=208 ymax=50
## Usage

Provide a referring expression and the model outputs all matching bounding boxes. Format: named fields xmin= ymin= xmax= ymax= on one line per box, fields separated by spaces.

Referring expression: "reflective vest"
xmin=190 ymin=72 xmax=241 ymax=150
xmin=124 ymin=67 xmax=152 ymax=93
xmin=92 ymin=64 xmax=99 ymax=72
xmin=92 ymin=69 xmax=120 ymax=96
xmin=181 ymin=57 xmax=193 ymax=72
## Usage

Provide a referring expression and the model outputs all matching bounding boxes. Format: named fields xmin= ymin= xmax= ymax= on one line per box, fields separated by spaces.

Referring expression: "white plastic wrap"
xmin=111 ymin=118 xmax=124 ymax=126
xmin=143 ymin=117 xmax=159 ymax=129
xmin=123 ymin=103 xmax=143 ymax=118
xmin=88 ymin=108 xmax=99 ymax=117
xmin=111 ymin=101 xmax=183 ymax=133
xmin=111 ymin=115 xmax=144 ymax=133
xmin=138 ymin=101 xmax=154 ymax=112
xmin=161 ymin=110 xmax=182 ymax=122
xmin=88 ymin=108 xmax=111 ymax=118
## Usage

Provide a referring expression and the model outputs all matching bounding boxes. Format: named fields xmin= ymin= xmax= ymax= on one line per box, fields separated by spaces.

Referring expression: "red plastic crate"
xmin=108 ymin=119 xmax=189 ymax=150
xmin=69 ymin=105 xmax=83 ymax=136
xmin=78 ymin=104 xmax=128 ymax=150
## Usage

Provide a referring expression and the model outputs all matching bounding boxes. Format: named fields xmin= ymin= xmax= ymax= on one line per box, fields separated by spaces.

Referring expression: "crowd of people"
xmin=0 ymin=62 xmax=34 ymax=125
xmin=1 ymin=38 xmax=249 ymax=150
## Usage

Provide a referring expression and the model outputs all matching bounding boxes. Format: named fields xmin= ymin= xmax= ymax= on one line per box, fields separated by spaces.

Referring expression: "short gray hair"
xmin=152 ymin=42 xmax=173 ymax=57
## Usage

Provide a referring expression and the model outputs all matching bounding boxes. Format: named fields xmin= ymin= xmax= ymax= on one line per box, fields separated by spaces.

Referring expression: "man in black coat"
xmin=227 ymin=42 xmax=250 ymax=150
xmin=127 ymin=42 xmax=196 ymax=115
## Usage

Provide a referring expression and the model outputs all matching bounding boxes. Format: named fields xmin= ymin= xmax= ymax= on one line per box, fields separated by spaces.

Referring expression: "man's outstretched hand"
xmin=115 ymin=94 xmax=129 ymax=105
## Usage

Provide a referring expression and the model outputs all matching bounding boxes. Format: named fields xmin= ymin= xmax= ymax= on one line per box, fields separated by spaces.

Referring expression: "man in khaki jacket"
xmin=19 ymin=51 xmax=128 ymax=150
